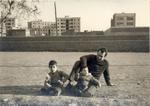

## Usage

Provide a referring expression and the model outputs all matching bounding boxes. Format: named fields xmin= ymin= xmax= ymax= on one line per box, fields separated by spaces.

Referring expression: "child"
xmin=41 ymin=60 xmax=69 ymax=96
xmin=73 ymin=68 xmax=101 ymax=97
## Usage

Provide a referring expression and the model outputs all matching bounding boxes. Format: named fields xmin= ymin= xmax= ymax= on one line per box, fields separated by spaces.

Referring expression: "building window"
xmin=117 ymin=17 xmax=124 ymax=20
xmin=6 ymin=23 xmax=11 ymax=25
xmin=61 ymin=26 xmax=65 ymax=28
xmin=127 ymin=17 xmax=134 ymax=20
xmin=127 ymin=22 xmax=134 ymax=25
xmin=117 ymin=22 xmax=124 ymax=25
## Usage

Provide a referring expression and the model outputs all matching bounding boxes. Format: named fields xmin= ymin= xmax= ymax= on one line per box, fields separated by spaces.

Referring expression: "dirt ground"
xmin=0 ymin=52 xmax=150 ymax=106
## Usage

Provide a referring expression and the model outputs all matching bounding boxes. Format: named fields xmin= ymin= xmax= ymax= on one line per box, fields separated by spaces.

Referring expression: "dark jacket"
xmin=48 ymin=71 xmax=69 ymax=87
xmin=80 ymin=54 xmax=111 ymax=85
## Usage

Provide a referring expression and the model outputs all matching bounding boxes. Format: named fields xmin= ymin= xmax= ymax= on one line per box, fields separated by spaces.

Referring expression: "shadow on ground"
xmin=0 ymin=85 xmax=149 ymax=106
xmin=0 ymin=85 xmax=42 ymax=96
xmin=0 ymin=85 xmax=74 ymax=97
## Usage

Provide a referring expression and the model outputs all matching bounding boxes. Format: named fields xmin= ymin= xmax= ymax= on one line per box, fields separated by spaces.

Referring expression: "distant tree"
xmin=0 ymin=0 xmax=39 ymax=24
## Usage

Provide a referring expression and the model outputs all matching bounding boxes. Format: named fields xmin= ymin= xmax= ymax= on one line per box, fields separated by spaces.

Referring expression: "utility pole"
xmin=54 ymin=1 xmax=58 ymax=36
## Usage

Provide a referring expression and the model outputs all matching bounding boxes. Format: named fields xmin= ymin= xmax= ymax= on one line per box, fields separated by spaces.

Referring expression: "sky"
xmin=29 ymin=0 xmax=150 ymax=31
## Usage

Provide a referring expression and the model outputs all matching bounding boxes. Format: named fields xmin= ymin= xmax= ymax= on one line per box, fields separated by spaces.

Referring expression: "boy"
xmin=41 ymin=60 xmax=69 ymax=96
xmin=73 ymin=68 xmax=101 ymax=97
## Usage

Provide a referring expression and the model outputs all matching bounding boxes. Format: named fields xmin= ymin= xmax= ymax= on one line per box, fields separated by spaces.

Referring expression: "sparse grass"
xmin=0 ymin=52 xmax=150 ymax=106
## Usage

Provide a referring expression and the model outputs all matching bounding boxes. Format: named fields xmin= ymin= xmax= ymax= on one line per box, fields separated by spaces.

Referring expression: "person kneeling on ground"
xmin=67 ymin=48 xmax=114 ymax=96
xmin=73 ymin=68 xmax=101 ymax=97
xmin=41 ymin=60 xmax=69 ymax=96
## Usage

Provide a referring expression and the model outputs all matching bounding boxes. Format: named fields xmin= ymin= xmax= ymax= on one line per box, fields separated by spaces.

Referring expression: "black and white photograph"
xmin=0 ymin=0 xmax=150 ymax=106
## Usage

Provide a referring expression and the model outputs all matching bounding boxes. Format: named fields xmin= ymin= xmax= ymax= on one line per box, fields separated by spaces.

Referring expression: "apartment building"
xmin=28 ymin=20 xmax=55 ymax=36
xmin=111 ymin=13 xmax=136 ymax=28
xmin=57 ymin=16 xmax=80 ymax=35
xmin=5 ymin=18 xmax=16 ymax=30
xmin=0 ymin=18 xmax=16 ymax=36
xmin=28 ymin=16 xmax=80 ymax=36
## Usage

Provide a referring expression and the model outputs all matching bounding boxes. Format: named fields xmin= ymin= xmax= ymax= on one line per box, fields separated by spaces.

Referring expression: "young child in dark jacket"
xmin=41 ymin=60 xmax=69 ymax=96
xmin=73 ymin=68 xmax=101 ymax=97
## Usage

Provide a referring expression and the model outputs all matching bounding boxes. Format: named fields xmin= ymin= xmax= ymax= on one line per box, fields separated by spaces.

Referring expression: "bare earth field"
xmin=0 ymin=52 xmax=150 ymax=106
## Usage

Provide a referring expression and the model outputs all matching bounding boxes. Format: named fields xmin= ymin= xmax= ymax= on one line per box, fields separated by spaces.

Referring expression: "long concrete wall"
xmin=0 ymin=35 xmax=149 ymax=52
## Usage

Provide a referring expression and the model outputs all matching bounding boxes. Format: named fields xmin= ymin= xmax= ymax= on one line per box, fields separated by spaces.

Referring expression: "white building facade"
xmin=0 ymin=18 xmax=16 ymax=37
xmin=57 ymin=16 xmax=80 ymax=35
xmin=28 ymin=20 xmax=56 ymax=37
xmin=28 ymin=16 xmax=80 ymax=36
xmin=111 ymin=13 xmax=136 ymax=28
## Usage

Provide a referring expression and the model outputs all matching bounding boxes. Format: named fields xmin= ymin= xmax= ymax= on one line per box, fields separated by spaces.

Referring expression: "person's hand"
xmin=63 ymin=80 xmax=69 ymax=87
xmin=98 ymin=82 xmax=101 ymax=87
xmin=46 ymin=83 xmax=52 ymax=88
xmin=70 ymin=80 xmax=77 ymax=86
xmin=58 ymin=80 xmax=63 ymax=85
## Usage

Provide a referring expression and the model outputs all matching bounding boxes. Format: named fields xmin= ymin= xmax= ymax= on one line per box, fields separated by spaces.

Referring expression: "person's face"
xmin=84 ymin=69 xmax=89 ymax=75
xmin=49 ymin=64 xmax=57 ymax=73
xmin=97 ymin=51 xmax=106 ymax=60
xmin=81 ymin=69 xmax=89 ymax=76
